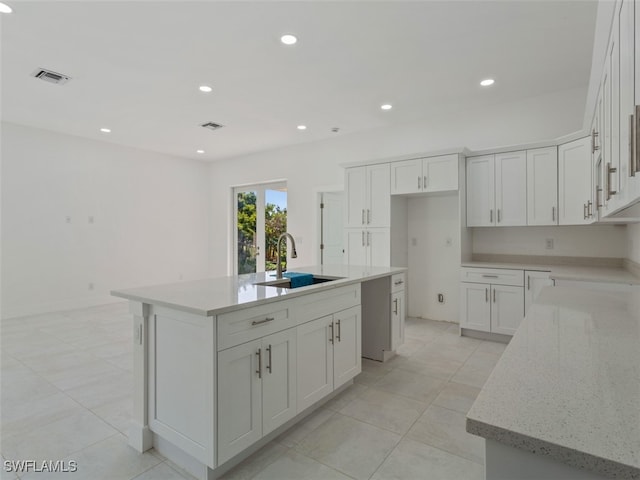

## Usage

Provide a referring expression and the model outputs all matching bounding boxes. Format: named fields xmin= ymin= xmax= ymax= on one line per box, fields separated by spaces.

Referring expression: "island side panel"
xmin=128 ymin=301 xmax=153 ymax=452
xmin=361 ymin=277 xmax=392 ymax=361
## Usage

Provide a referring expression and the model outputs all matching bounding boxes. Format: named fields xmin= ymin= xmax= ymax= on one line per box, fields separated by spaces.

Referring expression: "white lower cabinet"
xmin=524 ymin=271 xmax=554 ymax=314
xmin=297 ymin=306 xmax=361 ymax=412
xmin=390 ymin=290 xmax=405 ymax=351
xmin=459 ymin=268 xmax=525 ymax=336
xmin=217 ymin=328 xmax=296 ymax=464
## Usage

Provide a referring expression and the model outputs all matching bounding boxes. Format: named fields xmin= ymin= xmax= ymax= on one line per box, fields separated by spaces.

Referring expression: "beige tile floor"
xmin=1 ymin=305 xmax=507 ymax=480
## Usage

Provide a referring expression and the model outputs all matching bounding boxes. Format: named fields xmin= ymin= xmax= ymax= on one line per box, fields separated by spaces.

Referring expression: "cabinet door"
xmin=495 ymin=151 xmax=527 ymax=226
xmin=466 ymin=155 xmax=495 ymax=227
xmin=262 ymin=329 xmax=297 ymax=436
xmin=391 ymin=159 xmax=422 ymax=194
xmin=609 ymin=17 xmax=621 ymax=210
xmin=491 ymin=285 xmax=525 ymax=336
xmin=558 ymin=137 xmax=594 ymax=225
xmin=390 ymin=291 xmax=405 ymax=350
xmin=367 ymin=164 xmax=391 ymax=227
xmin=459 ymin=283 xmax=491 ymax=332
xmin=368 ymin=228 xmax=391 ymax=267
xmin=297 ymin=316 xmax=333 ymax=412
xmin=217 ymin=340 xmax=262 ymax=464
xmin=345 ymin=167 xmax=367 ymax=228
xmin=527 ymin=147 xmax=558 ymax=225
xmin=524 ymin=271 xmax=554 ymax=315
xmin=423 ymin=154 xmax=458 ymax=192
xmin=333 ymin=306 xmax=361 ymax=389
xmin=343 ymin=229 xmax=367 ymax=266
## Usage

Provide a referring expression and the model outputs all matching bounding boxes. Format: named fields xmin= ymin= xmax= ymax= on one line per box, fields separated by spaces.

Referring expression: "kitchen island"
xmin=466 ymin=286 xmax=640 ymax=479
xmin=112 ymin=265 xmax=406 ymax=480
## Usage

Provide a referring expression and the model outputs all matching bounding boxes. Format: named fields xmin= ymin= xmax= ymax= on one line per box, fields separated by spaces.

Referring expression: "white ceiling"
xmin=1 ymin=1 xmax=598 ymax=162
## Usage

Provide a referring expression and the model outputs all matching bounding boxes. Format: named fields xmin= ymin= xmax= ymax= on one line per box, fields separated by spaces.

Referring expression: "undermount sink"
xmin=253 ymin=275 xmax=344 ymax=289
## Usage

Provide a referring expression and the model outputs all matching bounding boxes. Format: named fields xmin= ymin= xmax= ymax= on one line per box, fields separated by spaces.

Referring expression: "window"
xmin=233 ymin=182 xmax=287 ymax=275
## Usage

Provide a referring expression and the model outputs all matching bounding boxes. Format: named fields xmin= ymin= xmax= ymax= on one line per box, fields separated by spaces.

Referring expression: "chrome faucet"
xmin=276 ymin=233 xmax=298 ymax=279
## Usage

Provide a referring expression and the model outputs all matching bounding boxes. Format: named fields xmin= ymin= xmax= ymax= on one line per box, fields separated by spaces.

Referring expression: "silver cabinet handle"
xmin=583 ymin=203 xmax=587 ymax=220
xmin=485 ymin=288 xmax=489 ymax=303
xmin=635 ymin=106 xmax=640 ymax=174
xmin=592 ymin=128 xmax=600 ymax=153
xmin=493 ymin=288 xmax=496 ymax=303
xmin=490 ymin=209 xmax=493 ymax=223
xmin=393 ymin=298 xmax=398 ymax=315
xmin=394 ymin=280 xmax=404 ymax=286
xmin=587 ymin=200 xmax=593 ymax=218
xmin=329 ymin=322 xmax=334 ymax=344
xmin=256 ymin=349 xmax=262 ymax=378
xmin=367 ymin=209 xmax=371 ymax=224
xmin=482 ymin=275 xmax=498 ymax=278
xmin=596 ymin=187 xmax=603 ymax=208
xmin=552 ymin=206 xmax=556 ymax=222
xmin=606 ymin=163 xmax=617 ymax=200
xmin=423 ymin=176 xmax=428 ymax=189
xmin=527 ymin=275 xmax=531 ymax=291
xmin=252 ymin=317 xmax=275 ymax=326
xmin=362 ymin=230 xmax=365 ymax=247
xmin=336 ymin=320 xmax=341 ymax=342
xmin=418 ymin=176 xmax=421 ymax=189
xmin=266 ymin=345 xmax=272 ymax=374
xmin=367 ymin=231 xmax=370 ymax=246
xmin=497 ymin=209 xmax=501 ymax=223
xmin=362 ymin=209 xmax=365 ymax=225
xmin=630 ymin=114 xmax=636 ymax=177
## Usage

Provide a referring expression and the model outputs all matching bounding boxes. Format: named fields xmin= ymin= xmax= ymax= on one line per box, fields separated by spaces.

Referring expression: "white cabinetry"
xmin=558 ymin=137 xmax=595 ymax=225
xmin=527 ymin=147 xmax=558 ymax=225
xmin=391 ymin=154 xmax=458 ymax=195
xmin=343 ymin=227 xmax=390 ymax=267
xmin=217 ymin=328 xmax=296 ymax=464
xmin=524 ymin=271 xmax=554 ymax=314
xmin=390 ymin=273 xmax=406 ymax=350
xmin=466 ymin=153 xmax=527 ymax=227
xmin=297 ymin=306 xmax=361 ymax=412
xmin=460 ymin=268 xmax=525 ymax=336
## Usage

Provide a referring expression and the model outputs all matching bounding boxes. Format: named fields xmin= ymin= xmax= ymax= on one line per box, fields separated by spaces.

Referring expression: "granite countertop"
xmin=467 ymin=286 xmax=640 ymax=479
xmin=461 ymin=260 xmax=640 ymax=285
xmin=111 ymin=265 xmax=406 ymax=316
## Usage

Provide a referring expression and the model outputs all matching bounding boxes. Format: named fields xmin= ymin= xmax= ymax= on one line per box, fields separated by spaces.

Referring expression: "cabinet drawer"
xmin=294 ymin=284 xmax=361 ymax=326
xmin=217 ymin=302 xmax=295 ymax=351
xmin=391 ymin=273 xmax=406 ymax=293
xmin=460 ymin=267 xmax=524 ymax=286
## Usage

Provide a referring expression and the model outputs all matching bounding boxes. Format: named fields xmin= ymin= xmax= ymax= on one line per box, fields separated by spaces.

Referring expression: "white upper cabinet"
xmin=466 ymin=152 xmax=526 ymax=227
xmin=346 ymin=164 xmax=390 ymax=228
xmin=527 ymin=147 xmax=558 ymax=225
xmin=391 ymin=154 xmax=458 ymax=195
xmin=466 ymin=155 xmax=496 ymax=227
xmin=494 ymin=151 xmax=527 ymax=226
xmin=558 ymin=137 xmax=595 ymax=225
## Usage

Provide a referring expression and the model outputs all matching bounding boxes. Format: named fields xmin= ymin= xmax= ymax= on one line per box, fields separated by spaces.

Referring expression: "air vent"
xmin=32 ymin=68 xmax=71 ymax=85
xmin=201 ymin=122 xmax=224 ymax=131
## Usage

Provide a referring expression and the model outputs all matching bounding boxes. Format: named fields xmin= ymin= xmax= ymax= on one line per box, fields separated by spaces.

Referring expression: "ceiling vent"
xmin=201 ymin=122 xmax=224 ymax=131
xmin=32 ymin=68 xmax=71 ymax=85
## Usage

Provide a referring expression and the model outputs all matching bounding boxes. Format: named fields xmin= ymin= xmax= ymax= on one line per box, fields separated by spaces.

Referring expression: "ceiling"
xmin=1 ymin=1 xmax=598 ymax=162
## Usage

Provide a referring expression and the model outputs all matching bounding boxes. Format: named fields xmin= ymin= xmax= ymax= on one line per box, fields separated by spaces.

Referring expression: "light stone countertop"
xmin=111 ymin=265 xmax=406 ymax=316
xmin=461 ymin=261 xmax=640 ymax=285
xmin=467 ymin=286 xmax=640 ymax=479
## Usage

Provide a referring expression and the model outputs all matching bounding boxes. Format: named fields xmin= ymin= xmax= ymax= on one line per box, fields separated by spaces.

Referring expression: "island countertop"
xmin=466 ymin=286 xmax=640 ymax=479
xmin=111 ymin=265 xmax=406 ymax=316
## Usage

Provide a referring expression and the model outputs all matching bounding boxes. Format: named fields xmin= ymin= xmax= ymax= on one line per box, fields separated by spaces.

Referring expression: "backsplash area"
xmin=473 ymin=225 xmax=628 ymax=259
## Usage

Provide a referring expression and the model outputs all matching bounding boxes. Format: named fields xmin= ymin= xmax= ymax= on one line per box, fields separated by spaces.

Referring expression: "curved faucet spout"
xmin=276 ymin=233 xmax=297 ymax=279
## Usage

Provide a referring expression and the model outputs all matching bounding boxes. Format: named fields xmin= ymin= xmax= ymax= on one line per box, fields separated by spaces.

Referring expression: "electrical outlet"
xmin=545 ymin=238 xmax=554 ymax=250
xmin=445 ymin=237 xmax=452 ymax=247
xmin=88 ymin=283 xmax=94 ymax=290
xmin=411 ymin=238 xmax=417 ymax=246
xmin=88 ymin=216 xmax=94 ymax=224
xmin=438 ymin=293 xmax=444 ymax=303
xmin=65 ymin=216 xmax=71 ymax=224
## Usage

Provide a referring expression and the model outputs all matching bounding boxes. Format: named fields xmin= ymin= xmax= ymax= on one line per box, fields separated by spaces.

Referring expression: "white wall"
xmin=209 ymin=87 xmax=588 ymax=275
xmin=407 ymin=194 xmax=460 ymax=322
xmin=627 ymin=223 xmax=640 ymax=263
xmin=473 ymin=225 xmax=628 ymax=258
xmin=1 ymin=123 xmax=211 ymax=318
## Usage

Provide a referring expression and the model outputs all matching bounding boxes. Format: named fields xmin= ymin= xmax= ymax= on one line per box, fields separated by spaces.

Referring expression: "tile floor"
xmin=1 ymin=305 xmax=507 ymax=480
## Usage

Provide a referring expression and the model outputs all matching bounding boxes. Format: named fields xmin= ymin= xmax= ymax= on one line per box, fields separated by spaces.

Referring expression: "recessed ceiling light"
xmin=297 ymin=125 xmax=307 ymax=130
xmin=196 ymin=149 xmax=205 ymax=154
xmin=480 ymin=78 xmax=495 ymax=87
xmin=280 ymin=34 xmax=298 ymax=45
xmin=380 ymin=104 xmax=393 ymax=110
xmin=100 ymin=128 xmax=111 ymax=133
xmin=0 ymin=3 xmax=13 ymax=13
xmin=199 ymin=85 xmax=212 ymax=93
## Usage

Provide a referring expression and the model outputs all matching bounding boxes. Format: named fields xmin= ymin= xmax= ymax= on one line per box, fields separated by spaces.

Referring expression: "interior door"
xmin=320 ymin=192 xmax=344 ymax=265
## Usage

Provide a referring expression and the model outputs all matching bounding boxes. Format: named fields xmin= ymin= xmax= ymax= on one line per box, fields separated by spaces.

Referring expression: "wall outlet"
xmin=545 ymin=238 xmax=554 ymax=249
xmin=411 ymin=237 xmax=417 ymax=246
xmin=445 ymin=237 xmax=452 ymax=247
xmin=65 ymin=216 xmax=71 ymax=224
xmin=437 ymin=293 xmax=444 ymax=303
xmin=88 ymin=283 xmax=94 ymax=290
xmin=88 ymin=216 xmax=94 ymax=224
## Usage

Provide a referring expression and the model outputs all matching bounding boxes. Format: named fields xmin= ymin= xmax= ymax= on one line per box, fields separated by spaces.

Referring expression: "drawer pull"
xmin=336 ymin=320 xmax=341 ymax=342
xmin=266 ymin=345 xmax=272 ymax=374
xmin=252 ymin=317 xmax=275 ymax=326
xmin=329 ymin=322 xmax=334 ymax=344
xmin=481 ymin=275 xmax=498 ymax=278
xmin=394 ymin=280 xmax=404 ymax=286
xmin=485 ymin=288 xmax=489 ymax=303
xmin=493 ymin=289 xmax=496 ymax=303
